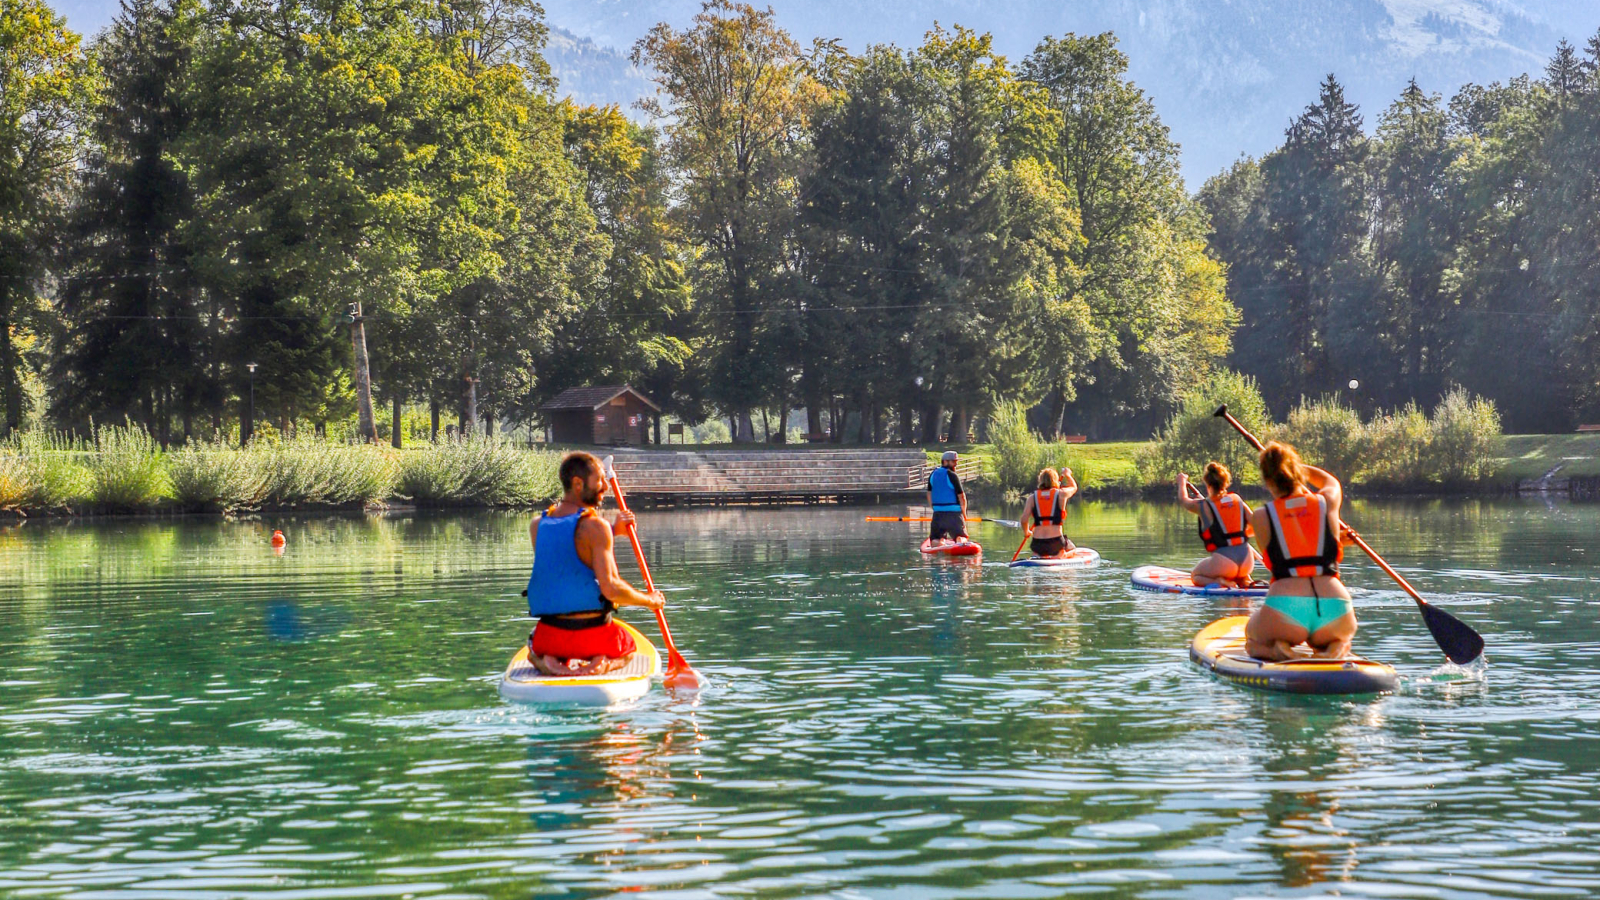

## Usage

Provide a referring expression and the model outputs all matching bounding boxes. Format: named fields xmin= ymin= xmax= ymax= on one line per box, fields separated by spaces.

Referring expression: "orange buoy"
xmin=271 ymin=529 xmax=286 ymax=549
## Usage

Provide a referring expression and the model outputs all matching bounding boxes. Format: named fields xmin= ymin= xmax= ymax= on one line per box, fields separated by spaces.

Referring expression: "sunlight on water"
xmin=1 ymin=498 xmax=1598 ymax=898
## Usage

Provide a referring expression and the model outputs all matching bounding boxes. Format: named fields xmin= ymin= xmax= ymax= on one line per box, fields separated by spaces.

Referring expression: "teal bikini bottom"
xmin=1264 ymin=593 xmax=1353 ymax=634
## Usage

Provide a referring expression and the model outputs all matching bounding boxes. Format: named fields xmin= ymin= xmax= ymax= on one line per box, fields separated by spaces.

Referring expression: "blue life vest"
xmin=928 ymin=467 xmax=962 ymax=512
xmin=527 ymin=506 xmax=607 ymax=617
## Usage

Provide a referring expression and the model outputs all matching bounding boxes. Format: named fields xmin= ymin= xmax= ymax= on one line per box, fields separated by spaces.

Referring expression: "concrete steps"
xmin=601 ymin=448 xmax=929 ymax=503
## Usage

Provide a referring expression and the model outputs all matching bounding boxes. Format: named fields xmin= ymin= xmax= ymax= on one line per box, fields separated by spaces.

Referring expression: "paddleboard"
xmin=1131 ymin=565 xmax=1268 ymax=596
xmin=499 ymin=620 xmax=660 ymax=706
xmin=920 ymin=538 xmax=982 ymax=557
xmin=1189 ymin=615 xmax=1399 ymax=695
xmin=1009 ymin=547 xmax=1100 ymax=568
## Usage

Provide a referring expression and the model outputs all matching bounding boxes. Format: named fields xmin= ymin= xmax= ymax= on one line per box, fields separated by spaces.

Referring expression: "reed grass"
xmin=168 ymin=439 xmax=272 ymax=511
xmin=87 ymin=423 xmax=170 ymax=510
xmin=397 ymin=437 xmax=559 ymax=506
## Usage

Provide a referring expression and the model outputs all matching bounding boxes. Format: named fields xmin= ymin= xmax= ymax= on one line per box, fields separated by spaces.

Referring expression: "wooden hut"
xmin=541 ymin=385 xmax=660 ymax=445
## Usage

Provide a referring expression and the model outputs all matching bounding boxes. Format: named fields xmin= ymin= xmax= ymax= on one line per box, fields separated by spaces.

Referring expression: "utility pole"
xmin=348 ymin=302 xmax=376 ymax=443
xmin=244 ymin=362 xmax=257 ymax=447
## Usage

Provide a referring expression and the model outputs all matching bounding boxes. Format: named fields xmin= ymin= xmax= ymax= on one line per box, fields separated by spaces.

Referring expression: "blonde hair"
xmin=1202 ymin=461 xmax=1231 ymax=493
xmin=1036 ymin=467 xmax=1060 ymax=490
xmin=1258 ymin=441 xmax=1305 ymax=497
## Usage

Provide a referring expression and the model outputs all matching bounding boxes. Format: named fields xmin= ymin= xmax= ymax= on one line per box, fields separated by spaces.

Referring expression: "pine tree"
xmin=54 ymin=0 xmax=205 ymax=440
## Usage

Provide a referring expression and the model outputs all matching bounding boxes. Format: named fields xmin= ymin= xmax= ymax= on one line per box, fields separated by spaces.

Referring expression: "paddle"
xmin=1010 ymin=530 xmax=1030 ymax=562
xmin=1212 ymin=404 xmax=1485 ymax=664
xmin=865 ymin=515 xmax=1021 ymax=528
xmin=602 ymin=456 xmax=704 ymax=689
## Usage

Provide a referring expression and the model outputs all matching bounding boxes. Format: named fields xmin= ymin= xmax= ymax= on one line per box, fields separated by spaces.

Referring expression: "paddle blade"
xmin=1417 ymin=598 xmax=1485 ymax=665
xmin=1213 ymin=404 xmax=1228 ymax=418
xmin=663 ymin=656 xmax=704 ymax=690
xmin=601 ymin=455 xmax=616 ymax=481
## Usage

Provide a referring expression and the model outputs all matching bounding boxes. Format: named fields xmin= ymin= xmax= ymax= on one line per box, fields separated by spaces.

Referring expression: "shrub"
xmin=397 ymin=438 xmax=559 ymax=506
xmin=4 ymin=431 xmax=91 ymax=511
xmin=1275 ymin=395 xmax=1367 ymax=481
xmin=1362 ymin=402 xmax=1430 ymax=487
xmin=258 ymin=440 xmax=398 ymax=506
xmin=85 ymin=423 xmax=170 ymax=510
xmin=1425 ymin=386 xmax=1504 ymax=484
xmin=168 ymin=440 xmax=271 ymax=511
xmin=1138 ymin=369 xmax=1273 ymax=490
xmin=989 ymin=400 xmax=1051 ymax=492
xmin=0 ymin=450 xmax=28 ymax=510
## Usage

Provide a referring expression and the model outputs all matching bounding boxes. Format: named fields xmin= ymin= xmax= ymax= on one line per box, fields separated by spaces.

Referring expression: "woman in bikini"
xmin=1245 ymin=442 xmax=1357 ymax=661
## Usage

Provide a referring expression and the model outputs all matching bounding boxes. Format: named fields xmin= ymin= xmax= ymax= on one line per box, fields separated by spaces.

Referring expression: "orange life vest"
xmin=1262 ymin=492 xmax=1342 ymax=579
xmin=1198 ymin=492 xmax=1252 ymax=552
xmin=1032 ymin=488 xmax=1066 ymax=526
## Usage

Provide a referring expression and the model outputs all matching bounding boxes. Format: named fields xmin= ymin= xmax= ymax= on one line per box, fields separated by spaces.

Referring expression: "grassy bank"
xmin=1497 ymin=434 xmax=1600 ymax=483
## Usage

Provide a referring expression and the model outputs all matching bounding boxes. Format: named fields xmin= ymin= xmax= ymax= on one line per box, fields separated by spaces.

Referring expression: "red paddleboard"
xmin=920 ymin=538 xmax=982 ymax=557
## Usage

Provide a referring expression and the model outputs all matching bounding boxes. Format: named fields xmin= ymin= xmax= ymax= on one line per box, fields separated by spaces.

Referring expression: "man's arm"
xmin=576 ymin=515 xmax=663 ymax=609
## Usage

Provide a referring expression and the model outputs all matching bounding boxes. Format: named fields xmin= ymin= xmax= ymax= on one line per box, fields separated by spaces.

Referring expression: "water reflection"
xmin=0 ymin=498 xmax=1597 ymax=898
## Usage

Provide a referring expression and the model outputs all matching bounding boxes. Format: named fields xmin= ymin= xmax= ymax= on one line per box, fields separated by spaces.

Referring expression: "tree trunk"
xmin=349 ymin=302 xmax=377 ymax=443
xmin=900 ymin=402 xmax=916 ymax=445
xmin=484 ymin=412 xmax=495 ymax=438
xmin=920 ymin=401 xmax=942 ymax=444
xmin=391 ymin=394 xmax=403 ymax=449
xmin=760 ymin=407 xmax=770 ymax=442
xmin=463 ymin=375 xmax=478 ymax=435
xmin=857 ymin=402 xmax=873 ymax=443
xmin=1048 ymin=389 xmax=1067 ymax=440
xmin=777 ymin=401 xmax=789 ymax=443
xmin=740 ymin=410 xmax=756 ymax=444
xmin=429 ymin=399 xmax=440 ymax=442
xmin=950 ymin=403 xmax=970 ymax=445
xmin=0 ymin=314 xmax=19 ymax=436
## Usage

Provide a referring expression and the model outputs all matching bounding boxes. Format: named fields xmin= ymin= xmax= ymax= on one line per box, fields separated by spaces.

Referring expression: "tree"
xmin=178 ymin=0 xmax=528 ymax=440
xmin=632 ymin=0 xmax=820 ymax=441
xmin=0 ymin=0 xmax=94 ymax=434
xmin=1021 ymin=33 xmax=1227 ymax=437
xmin=53 ymin=0 xmax=205 ymax=441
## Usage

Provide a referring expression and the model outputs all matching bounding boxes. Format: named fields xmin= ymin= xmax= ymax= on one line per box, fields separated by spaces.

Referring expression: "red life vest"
xmin=1262 ymin=492 xmax=1343 ymax=579
xmin=1198 ymin=492 xmax=1252 ymax=552
xmin=1032 ymin=488 xmax=1066 ymax=526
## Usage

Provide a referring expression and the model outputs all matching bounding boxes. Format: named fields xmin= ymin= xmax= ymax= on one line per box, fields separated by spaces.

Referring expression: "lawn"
xmin=1496 ymin=433 xmax=1600 ymax=483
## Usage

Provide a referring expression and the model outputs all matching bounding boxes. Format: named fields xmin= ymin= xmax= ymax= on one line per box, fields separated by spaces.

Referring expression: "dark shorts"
xmin=1031 ymin=535 xmax=1073 ymax=557
xmin=930 ymin=511 xmax=968 ymax=541
xmin=530 ymin=620 xmax=637 ymax=661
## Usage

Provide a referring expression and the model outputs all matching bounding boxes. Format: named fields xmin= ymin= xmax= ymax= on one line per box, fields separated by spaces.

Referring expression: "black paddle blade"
xmin=1417 ymin=598 xmax=1485 ymax=665
xmin=1213 ymin=404 xmax=1229 ymax=418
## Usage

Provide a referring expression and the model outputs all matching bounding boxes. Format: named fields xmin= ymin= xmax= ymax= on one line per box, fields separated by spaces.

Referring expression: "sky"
xmin=51 ymin=0 xmax=1600 ymax=186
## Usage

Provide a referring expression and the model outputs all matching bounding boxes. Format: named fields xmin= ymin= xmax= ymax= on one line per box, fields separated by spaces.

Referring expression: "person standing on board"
xmin=1245 ymin=442 xmax=1357 ymax=661
xmin=526 ymin=451 xmax=664 ymax=676
xmin=1019 ymin=467 xmax=1078 ymax=558
xmin=1178 ymin=463 xmax=1256 ymax=587
xmin=926 ymin=450 xmax=971 ymax=545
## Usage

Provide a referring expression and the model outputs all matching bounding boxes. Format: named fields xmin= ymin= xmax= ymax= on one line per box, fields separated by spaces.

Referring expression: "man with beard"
xmin=525 ymin=451 xmax=664 ymax=675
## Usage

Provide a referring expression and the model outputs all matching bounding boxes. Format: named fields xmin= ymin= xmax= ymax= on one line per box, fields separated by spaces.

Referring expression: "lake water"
xmin=2 ymin=498 xmax=1598 ymax=899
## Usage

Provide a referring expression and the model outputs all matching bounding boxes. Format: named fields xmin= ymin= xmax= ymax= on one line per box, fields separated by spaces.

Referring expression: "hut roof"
xmin=540 ymin=385 xmax=660 ymax=413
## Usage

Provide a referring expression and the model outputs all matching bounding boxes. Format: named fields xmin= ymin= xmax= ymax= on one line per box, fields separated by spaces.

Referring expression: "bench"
xmin=805 ymin=432 xmax=829 ymax=442
xmin=1061 ymin=435 xmax=1087 ymax=444
xmin=1579 ymin=424 xmax=1600 ymax=433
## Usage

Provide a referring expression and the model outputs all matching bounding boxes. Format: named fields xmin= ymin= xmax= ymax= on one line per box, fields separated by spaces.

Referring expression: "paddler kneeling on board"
xmin=1178 ymin=462 xmax=1256 ymax=587
xmin=1019 ymin=467 xmax=1077 ymax=558
xmin=1246 ymin=442 xmax=1358 ymax=661
xmin=926 ymin=450 xmax=973 ymax=547
xmin=526 ymin=451 xmax=664 ymax=676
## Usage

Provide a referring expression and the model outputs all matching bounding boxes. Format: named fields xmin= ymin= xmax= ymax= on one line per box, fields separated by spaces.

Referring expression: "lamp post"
xmin=245 ymin=362 xmax=258 ymax=447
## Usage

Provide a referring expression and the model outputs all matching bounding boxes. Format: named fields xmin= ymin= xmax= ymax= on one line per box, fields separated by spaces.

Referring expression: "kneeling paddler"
xmin=526 ymin=451 xmax=664 ymax=676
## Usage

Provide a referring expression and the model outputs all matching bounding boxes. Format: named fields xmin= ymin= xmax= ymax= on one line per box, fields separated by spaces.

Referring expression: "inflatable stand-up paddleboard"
xmin=500 ymin=620 xmax=660 ymax=705
xmin=920 ymin=538 xmax=982 ymax=557
xmin=1190 ymin=616 xmax=1399 ymax=695
xmin=1010 ymin=547 xmax=1100 ymax=569
xmin=1131 ymin=565 xmax=1268 ymax=596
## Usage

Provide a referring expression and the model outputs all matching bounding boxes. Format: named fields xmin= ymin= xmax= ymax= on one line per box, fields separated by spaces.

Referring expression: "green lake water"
xmin=2 ymin=498 xmax=1598 ymax=898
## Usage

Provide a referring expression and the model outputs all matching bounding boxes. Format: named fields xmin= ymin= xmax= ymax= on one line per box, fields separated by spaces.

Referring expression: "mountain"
xmin=49 ymin=0 xmax=1600 ymax=184
xmin=533 ymin=0 xmax=1600 ymax=184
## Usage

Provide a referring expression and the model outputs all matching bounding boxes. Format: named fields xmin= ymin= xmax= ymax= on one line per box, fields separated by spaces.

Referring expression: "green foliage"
xmin=1425 ymin=387 xmax=1504 ymax=484
xmin=1273 ymin=395 xmax=1367 ymax=480
xmin=3 ymin=431 xmax=90 ymax=510
xmin=989 ymin=400 xmax=1050 ymax=492
xmin=396 ymin=438 xmax=559 ymax=506
xmin=167 ymin=439 xmax=270 ymax=511
xmin=1138 ymin=370 xmax=1272 ymax=489
xmin=85 ymin=423 xmax=169 ymax=509
xmin=256 ymin=441 xmax=398 ymax=507
xmin=1362 ymin=402 xmax=1430 ymax=486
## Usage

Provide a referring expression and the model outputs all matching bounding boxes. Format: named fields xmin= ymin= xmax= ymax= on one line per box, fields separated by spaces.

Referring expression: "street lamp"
xmin=246 ymin=362 xmax=258 ymax=447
